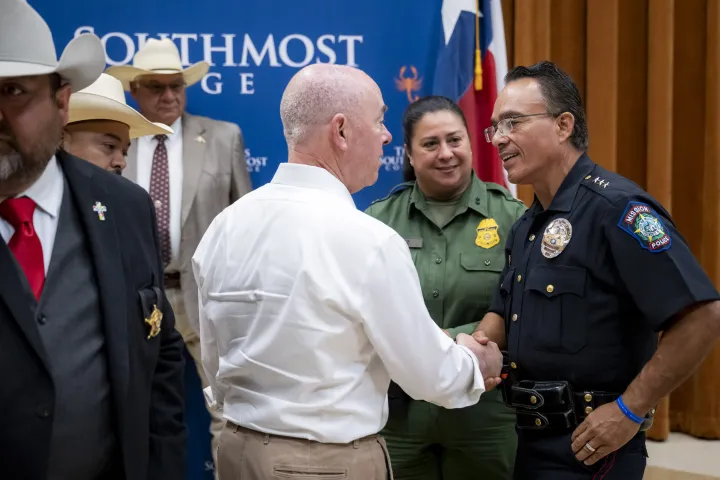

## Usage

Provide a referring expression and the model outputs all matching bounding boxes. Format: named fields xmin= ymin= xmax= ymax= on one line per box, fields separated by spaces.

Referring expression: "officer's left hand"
xmin=570 ymin=402 xmax=641 ymax=465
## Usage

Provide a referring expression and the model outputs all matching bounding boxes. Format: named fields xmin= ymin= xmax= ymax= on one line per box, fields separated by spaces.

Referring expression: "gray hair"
xmin=280 ymin=64 xmax=367 ymax=148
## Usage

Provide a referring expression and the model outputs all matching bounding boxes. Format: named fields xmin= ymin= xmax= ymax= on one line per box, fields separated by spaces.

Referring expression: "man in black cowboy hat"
xmin=0 ymin=1 xmax=186 ymax=479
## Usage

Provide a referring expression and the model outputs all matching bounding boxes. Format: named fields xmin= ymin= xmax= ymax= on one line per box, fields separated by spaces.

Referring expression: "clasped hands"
xmin=445 ymin=329 xmax=503 ymax=391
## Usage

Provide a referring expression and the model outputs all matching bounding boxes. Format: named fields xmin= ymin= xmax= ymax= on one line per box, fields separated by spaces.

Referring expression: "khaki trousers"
xmin=218 ymin=422 xmax=394 ymax=480
xmin=165 ymin=287 xmax=226 ymax=471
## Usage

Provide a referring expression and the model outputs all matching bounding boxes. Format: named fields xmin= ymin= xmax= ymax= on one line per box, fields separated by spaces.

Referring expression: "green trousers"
xmin=381 ymin=389 xmax=517 ymax=480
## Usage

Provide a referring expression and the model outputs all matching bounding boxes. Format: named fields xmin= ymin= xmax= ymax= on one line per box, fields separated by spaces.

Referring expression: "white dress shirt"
xmin=192 ymin=162 xmax=485 ymax=444
xmin=0 ymin=156 xmax=64 ymax=274
xmin=136 ymin=116 xmax=183 ymax=268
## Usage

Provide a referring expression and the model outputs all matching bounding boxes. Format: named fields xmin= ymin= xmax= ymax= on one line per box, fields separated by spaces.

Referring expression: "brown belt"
xmin=164 ymin=272 xmax=180 ymax=289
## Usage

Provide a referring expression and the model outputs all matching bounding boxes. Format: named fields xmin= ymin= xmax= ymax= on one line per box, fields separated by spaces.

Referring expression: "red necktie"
xmin=149 ymin=134 xmax=171 ymax=268
xmin=0 ymin=197 xmax=45 ymax=299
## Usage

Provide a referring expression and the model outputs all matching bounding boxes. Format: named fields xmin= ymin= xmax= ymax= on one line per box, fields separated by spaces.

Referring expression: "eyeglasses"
xmin=483 ymin=113 xmax=554 ymax=143
xmin=137 ymin=81 xmax=186 ymax=95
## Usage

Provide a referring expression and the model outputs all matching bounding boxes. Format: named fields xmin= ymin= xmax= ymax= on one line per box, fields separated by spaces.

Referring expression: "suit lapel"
xmin=58 ymin=151 xmax=130 ymax=403
xmin=181 ymin=113 xmax=207 ymax=227
xmin=123 ymin=141 xmax=139 ymax=183
xmin=0 ymin=241 xmax=50 ymax=370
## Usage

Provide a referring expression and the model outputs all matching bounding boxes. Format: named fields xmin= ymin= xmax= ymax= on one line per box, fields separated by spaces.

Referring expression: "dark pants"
xmin=382 ymin=389 xmax=516 ymax=480
xmin=513 ymin=428 xmax=647 ymax=480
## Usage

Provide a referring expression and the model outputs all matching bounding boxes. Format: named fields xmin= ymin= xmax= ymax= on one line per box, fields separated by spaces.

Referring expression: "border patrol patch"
xmin=618 ymin=202 xmax=672 ymax=252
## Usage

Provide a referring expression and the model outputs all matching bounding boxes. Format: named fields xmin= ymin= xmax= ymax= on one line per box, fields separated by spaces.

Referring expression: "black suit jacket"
xmin=0 ymin=151 xmax=186 ymax=480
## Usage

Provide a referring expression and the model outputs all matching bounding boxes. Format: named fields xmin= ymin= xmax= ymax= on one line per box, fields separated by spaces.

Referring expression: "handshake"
xmin=454 ymin=331 xmax=503 ymax=391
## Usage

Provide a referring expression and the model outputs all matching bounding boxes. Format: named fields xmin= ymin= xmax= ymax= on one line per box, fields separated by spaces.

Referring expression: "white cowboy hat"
xmin=68 ymin=74 xmax=174 ymax=139
xmin=105 ymin=38 xmax=209 ymax=91
xmin=0 ymin=0 xmax=105 ymax=91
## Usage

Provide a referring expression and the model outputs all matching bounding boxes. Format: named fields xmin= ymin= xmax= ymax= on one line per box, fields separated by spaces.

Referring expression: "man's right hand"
xmin=456 ymin=333 xmax=503 ymax=391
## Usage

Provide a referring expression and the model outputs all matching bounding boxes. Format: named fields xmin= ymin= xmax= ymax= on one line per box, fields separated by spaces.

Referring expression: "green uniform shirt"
xmin=365 ymin=173 xmax=526 ymax=339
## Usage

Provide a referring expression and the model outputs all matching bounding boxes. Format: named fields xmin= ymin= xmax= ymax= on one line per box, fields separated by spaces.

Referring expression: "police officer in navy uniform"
xmin=472 ymin=61 xmax=720 ymax=479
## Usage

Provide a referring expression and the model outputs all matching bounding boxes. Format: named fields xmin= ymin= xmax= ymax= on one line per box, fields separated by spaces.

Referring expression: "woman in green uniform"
xmin=365 ymin=96 xmax=526 ymax=480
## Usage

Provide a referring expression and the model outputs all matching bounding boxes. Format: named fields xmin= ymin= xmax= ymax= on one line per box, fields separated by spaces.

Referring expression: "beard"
xmin=0 ymin=148 xmax=24 ymax=181
xmin=0 ymin=117 xmax=61 ymax=194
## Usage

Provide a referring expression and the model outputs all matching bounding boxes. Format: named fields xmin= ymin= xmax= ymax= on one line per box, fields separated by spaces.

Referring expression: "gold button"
xmin=546 ymin=285 xmax=554 ymax=293
xmin=584 ymin=393 xmax=593 ymax=402
xmin=530 ymin=395 xmax=537 ymax=404
xmin=585 ymin=406 xmax=593 ymax=414
xmin=585 ymin=175 xmax=592 ymax=180
xmin=512 ymin=313 xmax=518 ymax=321
xmin=517 ymin=275 xmax=522 ymax=282
xmin=535 ymin=418 xmax=542 ymax=426
xmin=529 ymin=234 xmax=536 ymax=241
xmin=510 ymin=362 xmax=517 ymax=369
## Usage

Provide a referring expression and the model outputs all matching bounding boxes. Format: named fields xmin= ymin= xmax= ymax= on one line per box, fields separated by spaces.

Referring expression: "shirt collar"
xmin=408 ymin=171 xmax=489 ymax=218
xmin=17 ymin=155 xmax=63 ymax=219
xmin=144 ymin=116 xmax=182 ymax=144
xmin=271 ymin=163 xmax=356 ymax=208
xmin=529 ymin=153 xmax=595 ymax=215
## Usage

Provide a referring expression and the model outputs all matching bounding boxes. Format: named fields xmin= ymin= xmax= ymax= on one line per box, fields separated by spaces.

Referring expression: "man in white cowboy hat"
xmin=0 ymin=2 xmax=186 ymax=479
xmin=64 ymin=73 xmax=174 ymax=174
xmin=107 ymin=36 xmax=252 ymax=459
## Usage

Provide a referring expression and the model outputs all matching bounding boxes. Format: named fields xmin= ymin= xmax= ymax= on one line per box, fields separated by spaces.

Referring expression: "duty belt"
xmin=500 ymin=352 xmax=655 ymax=431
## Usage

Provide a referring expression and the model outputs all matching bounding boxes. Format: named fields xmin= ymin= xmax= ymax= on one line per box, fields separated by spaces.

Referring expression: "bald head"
xmin=280 ymin=64 xmax=376 ymax=148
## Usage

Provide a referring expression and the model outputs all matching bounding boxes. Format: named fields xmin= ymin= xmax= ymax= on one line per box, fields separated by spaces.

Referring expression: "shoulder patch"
xmin=617 ymin=201 xmax=672 ymax=252
xmin=368 ymin=181 xmax=413 ymax=206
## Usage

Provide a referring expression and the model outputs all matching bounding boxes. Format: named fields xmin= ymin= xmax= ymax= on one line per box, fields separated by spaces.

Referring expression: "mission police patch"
xmin=618 ymin=202 xmax=672 ymax=252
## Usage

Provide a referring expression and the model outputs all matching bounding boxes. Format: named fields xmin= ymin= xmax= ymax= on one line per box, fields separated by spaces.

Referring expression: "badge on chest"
xmin=541 ymin=218 xmax=573 ymax=259
xmin=476 ymin=218 xmax=500 ymax=249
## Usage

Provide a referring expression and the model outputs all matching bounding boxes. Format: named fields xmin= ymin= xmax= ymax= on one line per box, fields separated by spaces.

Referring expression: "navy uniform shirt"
xmin=488 ymin=154 xmax=720 ymax=393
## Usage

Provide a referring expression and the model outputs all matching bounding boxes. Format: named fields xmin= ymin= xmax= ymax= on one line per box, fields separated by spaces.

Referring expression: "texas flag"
xmin=432 ymin=0 xmax=515 ymax=196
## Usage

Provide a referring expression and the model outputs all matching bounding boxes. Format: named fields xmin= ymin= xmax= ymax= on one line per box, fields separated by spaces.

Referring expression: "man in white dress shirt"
xmin=192 ymin=64 xmax=503 ymax=480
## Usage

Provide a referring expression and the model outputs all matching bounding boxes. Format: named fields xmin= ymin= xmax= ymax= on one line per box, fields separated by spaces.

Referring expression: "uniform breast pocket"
xmin=524 ymin=265 xmax=587 ymax=354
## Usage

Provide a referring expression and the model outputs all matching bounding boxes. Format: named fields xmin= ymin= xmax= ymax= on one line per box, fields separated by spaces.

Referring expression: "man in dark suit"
xmin=0 ymin=2 xmax=186 ymax=479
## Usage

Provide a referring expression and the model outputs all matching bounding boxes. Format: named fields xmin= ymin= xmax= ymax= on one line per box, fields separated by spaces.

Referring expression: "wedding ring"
xmin=584 ymin=442 xmax=596 ymax=453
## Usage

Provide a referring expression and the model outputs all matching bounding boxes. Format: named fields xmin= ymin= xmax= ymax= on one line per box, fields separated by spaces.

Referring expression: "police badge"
xmin=541 ymin=218 xmax=573 ymax=259
xmin=145 ymin=305 xmax=162 ymax=339
xmin=476 ymin=218 xmax=500 ymax=249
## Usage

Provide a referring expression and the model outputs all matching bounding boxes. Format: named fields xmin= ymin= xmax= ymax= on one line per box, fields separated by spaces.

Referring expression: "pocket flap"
xmin=460 ymin=252 xmax=504 ymax=273
xmin=525 ymin=265 xmax=586 ymax=298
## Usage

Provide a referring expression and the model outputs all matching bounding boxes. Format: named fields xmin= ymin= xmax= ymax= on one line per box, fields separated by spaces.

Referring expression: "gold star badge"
xmin=145 ymin=305 xmax=162 ymax=339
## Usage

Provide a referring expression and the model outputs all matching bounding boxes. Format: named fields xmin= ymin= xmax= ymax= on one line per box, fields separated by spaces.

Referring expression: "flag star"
xmin=442 ymin=0 xmax=482 ymax=45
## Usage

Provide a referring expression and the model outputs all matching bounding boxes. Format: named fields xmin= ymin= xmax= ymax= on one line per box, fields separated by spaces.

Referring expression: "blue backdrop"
xmin=31 ymin=1 xmax=445 ymax=477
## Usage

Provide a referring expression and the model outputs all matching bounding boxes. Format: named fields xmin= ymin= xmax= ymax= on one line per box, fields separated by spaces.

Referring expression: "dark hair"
xmin=401 ymin=96 xmax=469 ymax=181
xmin=49 ymin=73 xmax=65 ymax=96
xmin=504 ymin=61 xmax=588 ymax=151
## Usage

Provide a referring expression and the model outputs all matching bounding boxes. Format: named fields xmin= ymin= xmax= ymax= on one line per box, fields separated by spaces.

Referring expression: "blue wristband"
xmin=616 ymin=396 xmax=644 ymax=424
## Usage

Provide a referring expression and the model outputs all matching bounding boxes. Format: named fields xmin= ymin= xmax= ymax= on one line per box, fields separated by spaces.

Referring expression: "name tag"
xmin=405 ymin=238 xmax=423 ymax=249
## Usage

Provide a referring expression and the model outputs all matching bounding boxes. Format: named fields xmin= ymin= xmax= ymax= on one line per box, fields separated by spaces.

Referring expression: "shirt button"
xmin=37 ymin=314 xmax=47 ymax=325
xmin=435 ymin=258 xmax=442 ymax=264
xmin=517 ymin=275 xmax=522 ymax=283
xmin=512 ymin=314 xmax=518 ymax=322
xmin=155 ymin=200 xmax=162 ymax=208
xmin=529 ymin=234 xmax=536 ymax=241
xmin=432 ymin=290 xmax=439 ymax=298
xmin=546 ymin=285 xmax=554 ymax=293
xmin=36 ymin=406 xmax=51 ymax=418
